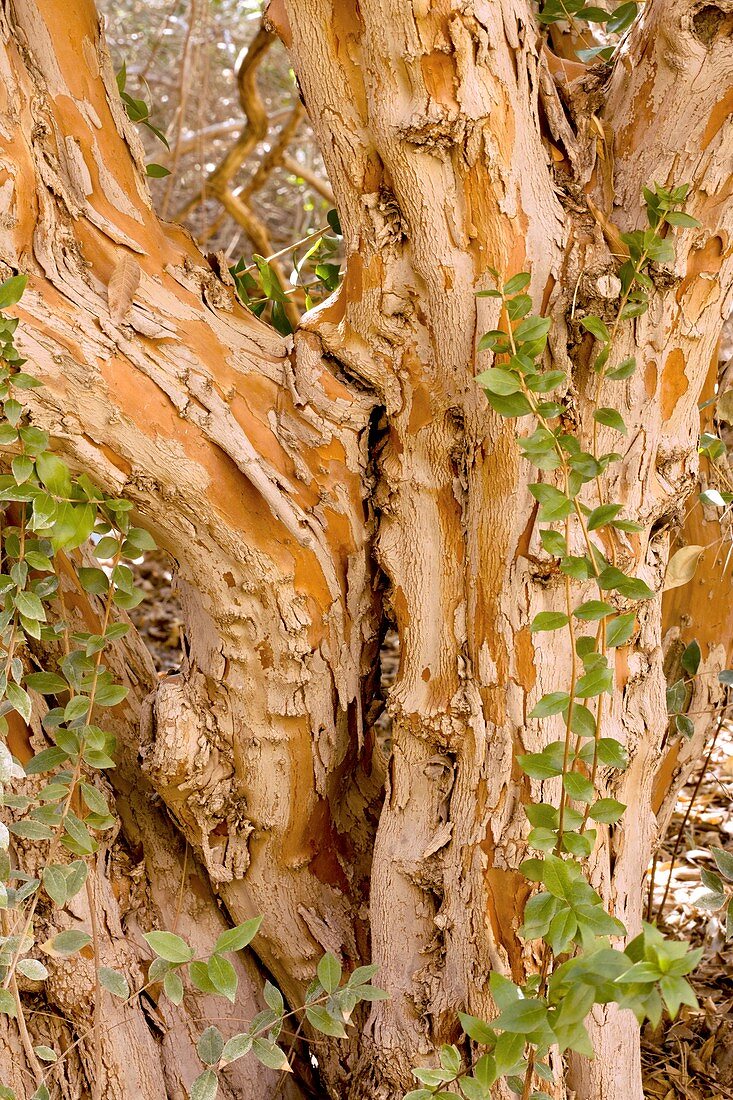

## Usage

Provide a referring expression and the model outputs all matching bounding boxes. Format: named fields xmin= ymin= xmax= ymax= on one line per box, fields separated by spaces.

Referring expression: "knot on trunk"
xmin=141 ymin=672 xmax=253 ymax=883
xmin=692 ymin=3 xmax=733 ymax=45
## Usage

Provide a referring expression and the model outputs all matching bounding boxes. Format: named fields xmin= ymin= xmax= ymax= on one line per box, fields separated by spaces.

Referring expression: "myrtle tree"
xmin=0 ymin=1 xmax=731 ymax=1099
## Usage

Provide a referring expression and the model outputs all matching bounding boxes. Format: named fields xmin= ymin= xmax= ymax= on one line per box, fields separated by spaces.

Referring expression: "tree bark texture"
xmin=0 ymin=0 xmax=732 ymax=1097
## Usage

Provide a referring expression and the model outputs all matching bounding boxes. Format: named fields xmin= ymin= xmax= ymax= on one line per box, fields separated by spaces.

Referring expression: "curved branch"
xmin=0 ymin=6 xmax=382 ymax=1081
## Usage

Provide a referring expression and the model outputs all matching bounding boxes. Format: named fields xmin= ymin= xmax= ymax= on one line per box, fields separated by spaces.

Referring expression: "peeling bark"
xmin=0 ymin=0 xmax=732 ymax=1097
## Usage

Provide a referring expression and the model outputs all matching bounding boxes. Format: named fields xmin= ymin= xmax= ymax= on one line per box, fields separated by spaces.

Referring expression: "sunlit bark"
xmin=0 ymin=0 xmax=732 ymax=1096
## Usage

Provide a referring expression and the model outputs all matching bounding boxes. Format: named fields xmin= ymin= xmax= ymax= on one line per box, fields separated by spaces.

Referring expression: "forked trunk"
xmin=0 ymin=0 xmax=732 ymax=1097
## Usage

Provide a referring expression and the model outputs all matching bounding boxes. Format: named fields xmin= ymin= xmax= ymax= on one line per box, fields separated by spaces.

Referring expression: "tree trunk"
xmin=1 ymin=0 xmax=732 ymax=1097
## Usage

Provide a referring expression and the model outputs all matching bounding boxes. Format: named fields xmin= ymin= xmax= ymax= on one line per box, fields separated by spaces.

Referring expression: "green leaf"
xmin=593 ymin=408 xmax=627 ymax=435
xmin=528 ymin=370 xmax=566 ymax=395
xmin=26 ymin=672 xmax=68 ymax=694
xmin=712 ymin=847 xmax=733 ymax=882
xmin=0 ymin=988 xmax=18 ymax=1018
xmin=520 ymin=892 xmax=559 ymax=939
xmin=607 ymin=357 xmax=637 ymax=380
xmin=494 ymin=998 xmax=547 ymax=1033
xmin=515 ymin=316 xmax=551 ymax=343
xmin=17 ymin=958 xmax=48 ymax=980
xmin=80 ymin=783 xmax=108 ymax=816
xmin=143 ymin=931 xmax=194 ymax=964
xmin=35 ymin=452 xmax=72 ymax=498
xmin=42 ymin=865 xmax=67 ymax=907
xmin=503 ymin=273 xmax=532 ymax=296
xmin=563 ymin=772 xmax=595 ymax=803
xmin=62 ymin=812 xmax=95 ymax=855
xmin=189 ymin=960 xmax=217 ymax=994
xmin=263 ymin=980 xmax=284 ymax=1014
xmin=99 ymin=966 xmax=129 ymax=999
xmin=659 ymin=975 xmax=698 ymax=1019
xmin=458 ymin=1011 xmax=496 ymax=1044
xmin=517 ymin=751 xmax=563 ymax=780
xmin=574 ymin=665 xmax=613 ymax=697
xmin=666 ymin=679 xmax=686 ymax=715
xmin=51 ymin=502 xmax=96 ymax=550
xmin=11 ymin=454 xmax=34 ymax=485
xmin=94 ymin=682 xmax=128 ymax=707
xmin=529 ymin=483 xmax=572 ymax=523
xmin=483 ymin=390 xmax=533 ymax=417
xmin=197 ymin=1026 xmax=224 ymax=1066
xmin=562 ymin=830 xmax=593 ymax=858
xmin=306 ymin=1003 xmax=347 ymax=1038
xmin=580 ymin=315 xmax=610 ymax=343
xmin=9 ymin=819 xmax=53 ymax=840
xmin=565 ymin=703 xmax=594 ymax=739
xmin=42 ymin=929 xmax=91 ymax=957
xmin=146 ymin=162 xmax=171 ymax=178
xmin=207 ymin=954 xmax=238 ymax=1002
xmin=15 ymin=590 xmax=46 ymax=622
xmin=65 ymin=860 xmax=88 ymax=898
xmin=681 ymin=640 xmax=701 ymax=677
xmin=221 ymin=1033 xmax=253 ymax=1065
xmin=6 ymin=682 xmax=31 ymax=723
xmin=476 ymin=367 xmax=521 ymax=395
xmin=125 ymin=526 xmax=157 ymax=551
xmin=675 ymin=713 xmax=694 ymax=739
xmin=589 ymin=799 xmax=626 ymax=824
xmin=606 ymin=612 xmax=636 ymax=647
xmin=530 ymin=611 xmax=569 ymax=632
xmin=33 ymin=1046 xmax=56 ymax=1063
xmin=0 ymin=276 xmax=27 ymax=310
xmin=440 ymin=1045 xmax=461 ymax=1077
xmin=587 ymin=505 xmax=621 ymax=531
xmin=77 ymin=568 xmax=109 ymax=595
xmin=163 ymin=968 xmax=184 ymax=1004
xmin=547 ymin=908 xmax=578 ymax=955
xmin=251 ymin=1038 xmax=290 ymax=1071
xmin=573 ymin=600 xmax=614 ymax=621
xmin=317 ymin=951 xmax=342 ymax=993
xmin=540 ymin=529 xmax=567 ymax=556
xmin=530 ymin=692 xmax=570 ymax=718
xmin=478 ymin=330 xmax=509 ymax=352
xmin=213 ymin=916 xmax=261 ymax=955
xmin=189 ymin=1068 xmax=218 ymax=1100
xmin=665 ymin=211 xmax=700 ymax=228
xmin=594 ymin=739 xmax=628 ymax=770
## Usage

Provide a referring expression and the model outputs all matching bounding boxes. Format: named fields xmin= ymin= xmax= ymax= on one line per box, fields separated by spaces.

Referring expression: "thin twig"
xmin=655 ymin=708 xmax=726 ymax=920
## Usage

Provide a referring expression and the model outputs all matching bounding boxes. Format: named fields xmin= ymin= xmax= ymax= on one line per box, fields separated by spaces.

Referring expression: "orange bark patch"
xmin=420 ymin=51 xmax=458 ymax=109
xmin=329 ymin=0 xmax=368 ymax=124
xmin=616 ymin=68 xmax=655 ymax=157
xmin=462 ymin=152 xmax=525 ymax=278
xmin=6 ymin=710 xmax=32 ymax=766
xmin=484 ymin=867 xmax=529 ymax=980
xmin=652 ymin=743 xmax=679 ymax=815
xmin=644 ymin=358 xmax=658 ymax=400
xmin=95 ymin=441 xmax=132 ymax=477
xmin=408 ymin=382 xmax=433 ymax=433
xmin=702 ymin=86 xmax=733 ymax=151
xmin=677 ymin=235 xmax=724 ymax=322
xmin=614 ymin=644 xmax=630 ymax=691
xmin=515 ymin=627 xmax=536 ymax=693
xmin=317 ymin=252 xmax=363 ymax=327
xmin=660 ymin=349 xmax=688 ymax=422
xmin=306 ymin=797 xmax=351 ymax=894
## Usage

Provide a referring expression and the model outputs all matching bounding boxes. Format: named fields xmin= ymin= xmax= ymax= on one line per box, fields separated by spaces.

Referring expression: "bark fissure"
xmin=0 ymin=0 xmax=732 ymax=1096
